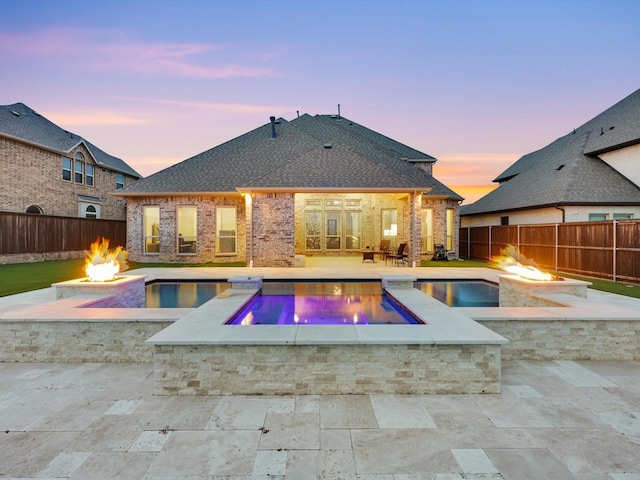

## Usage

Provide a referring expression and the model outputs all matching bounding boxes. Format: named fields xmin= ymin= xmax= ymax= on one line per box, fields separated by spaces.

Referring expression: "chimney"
xmin=270 ymin=116 xmax=277 ymax=139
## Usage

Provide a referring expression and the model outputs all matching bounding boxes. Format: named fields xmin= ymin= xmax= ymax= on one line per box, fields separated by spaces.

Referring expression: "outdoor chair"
xmin=375 ymin=239 xmax=391 ymax=260
xmin=386 ymin=242 xmax=408 ymax=266
xmin=431 ymin=244 xmax=448 ymax=261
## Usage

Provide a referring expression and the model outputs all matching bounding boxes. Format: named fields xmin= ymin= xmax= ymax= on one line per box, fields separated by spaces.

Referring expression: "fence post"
xmin=613 ymin=220 xmax=617 ymax=283
xmin=517 ymin=224 xmax=520 ymax=252
xmin=488 ymin=225 xmax=492 ymax=260
xmin=555 ymin=223 xmax=559 ymax=273
xmin=467 ymin=226 xmax=471 ymax=258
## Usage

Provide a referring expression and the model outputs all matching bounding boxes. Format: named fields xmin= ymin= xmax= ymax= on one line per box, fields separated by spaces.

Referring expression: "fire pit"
xmin=53 ymin=238 xmax=146 ymax=308
xmin=492 ymin=246 xmax=590 ymax=307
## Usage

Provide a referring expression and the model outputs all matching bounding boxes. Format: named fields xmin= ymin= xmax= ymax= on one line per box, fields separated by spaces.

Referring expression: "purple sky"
xmin=2 ymin=0 xmax=639 ymax=203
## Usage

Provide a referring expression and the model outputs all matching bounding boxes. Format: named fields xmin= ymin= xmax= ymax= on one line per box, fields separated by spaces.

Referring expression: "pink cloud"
xmin=47 ymin=110 xmax=151 ymax=127
xmin=119 ymin=96 xmax=290 ymax=115
xmin=0 ymin=27 xmax=276 ymax=79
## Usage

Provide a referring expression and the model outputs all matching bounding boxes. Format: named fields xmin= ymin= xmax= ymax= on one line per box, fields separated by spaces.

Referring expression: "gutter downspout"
xmin=554 ymin=206 xmax=565 ymax=223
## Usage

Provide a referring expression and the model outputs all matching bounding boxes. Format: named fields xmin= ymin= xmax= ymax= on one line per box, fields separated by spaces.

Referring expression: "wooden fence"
xmin=0 ymin=212 xmax=126 ymax=256
xmin=459 ymin=220 xmax=640 ymax=283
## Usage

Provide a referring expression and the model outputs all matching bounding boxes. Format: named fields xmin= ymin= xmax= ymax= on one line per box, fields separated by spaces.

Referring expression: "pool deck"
xmin=1 ymin=259 xmax=640 ymax=477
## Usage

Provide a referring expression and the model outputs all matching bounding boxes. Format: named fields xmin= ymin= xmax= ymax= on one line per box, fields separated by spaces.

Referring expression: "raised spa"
xmin=225 ymin=281 xmax=423 ymax=325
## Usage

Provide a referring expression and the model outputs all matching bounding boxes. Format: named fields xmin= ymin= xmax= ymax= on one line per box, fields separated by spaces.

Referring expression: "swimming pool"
xmin=225 ymin=281 xmax=423 ymax=325
xmin=145 ymin=281 xmax=231 ymax=308
xmin=414 ymin=280 xmax=499 ymax=307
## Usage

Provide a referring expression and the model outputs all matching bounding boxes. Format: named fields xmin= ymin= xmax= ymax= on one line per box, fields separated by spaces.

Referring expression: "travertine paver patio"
xmin=1 ymin=360 xmax=639 ymax=479
xmin=1 ymin=259 xmax=639 ymax=478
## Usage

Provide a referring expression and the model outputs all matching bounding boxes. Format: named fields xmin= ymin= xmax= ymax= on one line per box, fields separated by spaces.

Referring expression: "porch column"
xmin=408 ymin=192 xmax=422 ymax=266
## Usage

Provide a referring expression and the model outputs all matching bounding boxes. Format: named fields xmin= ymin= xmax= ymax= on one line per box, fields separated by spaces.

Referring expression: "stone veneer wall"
xmin=0 ymin=320 xmax=172 ymax=363
xmin=152 ymin=344 xmax=502 ymax=395
xmin=478 ymin=319 xmax=640 ymax=361
xmin=0 ymin=137 xmax=131 ymax=220
xmin=126 ymin=195 xmax=246 ymax=263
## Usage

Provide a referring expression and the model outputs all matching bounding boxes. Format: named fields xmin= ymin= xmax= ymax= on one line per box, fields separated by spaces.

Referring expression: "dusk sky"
xmin=2 ymin=0 xmax=639 ymax=204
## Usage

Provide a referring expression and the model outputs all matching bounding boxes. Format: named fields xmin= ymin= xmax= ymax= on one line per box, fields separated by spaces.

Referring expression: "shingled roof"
xmin=117 ymin=114 xmax=462 ymax=199
xmin=0 ymin=103 xmax=141 ymax=178
xmin=462 ymin=89 xmax=640 ymax=216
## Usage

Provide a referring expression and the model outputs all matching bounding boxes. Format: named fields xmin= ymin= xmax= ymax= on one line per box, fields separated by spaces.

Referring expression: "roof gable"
xmin=0 ymin=102 xmax=141 ymax=178
xmin=118 ymin=113 xmax=462 ymax=199
xmin=463 ymin=89 xmax=640 ymax=216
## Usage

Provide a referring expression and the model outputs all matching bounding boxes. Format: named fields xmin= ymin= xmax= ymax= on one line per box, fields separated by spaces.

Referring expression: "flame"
xmin=492 ymin=245 xmax=552 ymax=281
xmin=84 ymin=238 xmax=128 ymax=282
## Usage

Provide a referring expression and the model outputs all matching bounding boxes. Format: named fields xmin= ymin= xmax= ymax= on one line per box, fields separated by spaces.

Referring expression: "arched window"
xmin=26 ymin=205 xmax=43 ymax=215
xmin=85 ymin=205 xmax=97 ymax=219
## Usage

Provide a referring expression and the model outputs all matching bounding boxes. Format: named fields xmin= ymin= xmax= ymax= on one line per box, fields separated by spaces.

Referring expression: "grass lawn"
xmin=1 ymin=257 xmax=638 ymax=299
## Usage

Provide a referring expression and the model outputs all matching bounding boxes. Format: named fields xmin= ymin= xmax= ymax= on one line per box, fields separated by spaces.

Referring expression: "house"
xmin=461 ymin=88 xmax=640 ymax=227
xmin=0 ymin=103 xmax=141 ymax=220
xmin=114 ymin=113 xmax=463 ymax=267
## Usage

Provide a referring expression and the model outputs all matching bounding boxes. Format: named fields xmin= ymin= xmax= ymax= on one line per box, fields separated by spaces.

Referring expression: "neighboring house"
xmin=114 ymin=113 xmax=463 ymax=267
xmin=461 ymin=89 xmax=640 ymax=227
xmin=0 ymin=103 xmax=141 ymax=220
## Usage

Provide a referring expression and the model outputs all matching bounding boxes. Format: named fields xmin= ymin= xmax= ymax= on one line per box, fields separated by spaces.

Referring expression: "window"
xmin=345 ymin=211 xmax=361 ymax=250
xmin=382 ymin=209 xmax=398 ymax=248
xmin=115 ymin=173 xmax=124 ymax=189
xmin=588 ymin=213 xmax=607 ymax=221
xmin=421 ymin=208 xmax=433 ymax=253
xmin=216 ymin=206 xmax=237 ymax=254
xmin=501 ymin=216 xmax=509 ymax=226
xmin=85 ymin=205 xmax=97 ymax=219
xmin=613 ymin=213 xmax=633 ymax=220
xmin=26 ymin=205 xmax=43 ymax=214
xmin=325 ymin=211 xmax=341 ymax=250
xmin=62 ymin=157 xmax=72 ymax=181
xmin=177 ymin=206 xmax=197 ymax=254
xmin=86 ymin=164 xmax=94 ymax=186
xmin=446 ymin=208 xmax=455 ymax=251
xmin=144 ymin=206 xmax=160 ymax=254
xmin=74 ymin=159 xmax=84 ymax=184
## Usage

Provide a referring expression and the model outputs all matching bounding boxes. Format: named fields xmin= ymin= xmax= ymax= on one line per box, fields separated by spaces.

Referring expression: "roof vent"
xmin=269 ymin=116 xmax=277 ymax=139
xmin=324 ymin=143 xmax=332 ymax=149
xmin=556 ymin=164 xmax=564 ymax=171
xmin=10 ymin=110 xmax=19 ymax=116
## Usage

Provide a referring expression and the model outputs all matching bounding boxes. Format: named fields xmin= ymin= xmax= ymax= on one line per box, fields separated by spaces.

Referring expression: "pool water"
xmin=145 ymin=281 xmax=231 ymax=308
xmin=226 ymin=281 xmax=423 ymax=325
xmin=414 ymin=280 xmax=499 ymax=307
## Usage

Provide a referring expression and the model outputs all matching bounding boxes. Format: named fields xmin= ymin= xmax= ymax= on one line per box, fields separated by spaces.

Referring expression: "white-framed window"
xmin=421 ymin=208 xmax=433 ymax=253
xmin=382 ymin=209 xmax=398 ymax=248
xmin=177 ymin=206 xmax=197 ymax=254
xmin=85 ymin=205 xmax=97 ymax=219
xmin=589 ymin=213 xmax=608 ymax=221
xmin=86 ymin=164 xmax=94 ymax=186
xmin=216 ymin=206 xmax=237 ymax=254
xmin=446 ymin=208 xmax=455 ymax=251
xmin=115 ymin=173 xmax=124 ymax=189
xmin=74 ymin=158 xmax=84 ymax=184
xmin=62 ymin=157 xmax=72 ymax=181
xmin=613 ymin=213 xmax=633 ymax=220
xmin=144 ymin=206 xmax=160 ymax=254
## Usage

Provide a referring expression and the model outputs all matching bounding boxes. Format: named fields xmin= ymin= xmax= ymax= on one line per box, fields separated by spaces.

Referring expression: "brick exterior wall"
xmin=126 ymin=195 xmax=246 ymax=263
xmin=125 ymin=192 xmax=458 ymax=266
xmin=251 ymin=193 xmax=295 ymax=267
xmin=0 ymin=137 xmax=133 ymax=220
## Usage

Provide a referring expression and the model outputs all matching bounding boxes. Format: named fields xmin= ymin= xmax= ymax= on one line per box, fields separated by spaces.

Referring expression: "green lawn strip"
xmin=0 ymin=259 xmax=246 ymax=297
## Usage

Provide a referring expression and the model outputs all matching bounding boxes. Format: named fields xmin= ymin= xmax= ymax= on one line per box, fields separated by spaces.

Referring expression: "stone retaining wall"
xmin=0 ymin=320 xmax=171 ymax=363
xmin=478 ymin=319 xmax=640 ymax=361
xmin=152 ymin=343 xmax=502 ymax=395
